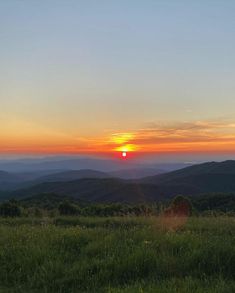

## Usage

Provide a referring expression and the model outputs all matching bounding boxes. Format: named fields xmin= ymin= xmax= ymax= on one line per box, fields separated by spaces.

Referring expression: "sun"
xmin=120 ymin=146 xmax=129 ymax=159
xmin=114 ymin=143 xmax=138 ymax=159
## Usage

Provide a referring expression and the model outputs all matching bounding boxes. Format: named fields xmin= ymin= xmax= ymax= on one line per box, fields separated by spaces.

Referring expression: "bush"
xmin=0 ymin=200 xmax=21 ymax=217
xmin=58 ymin=201 xmax=79 ymax=216
xmin=164 ymin=195 xmax=193 ymax=217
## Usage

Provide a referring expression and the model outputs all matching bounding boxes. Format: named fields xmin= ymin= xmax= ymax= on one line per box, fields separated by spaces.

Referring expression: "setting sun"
xmin=115 ymin=144 xmax=137 ymax=159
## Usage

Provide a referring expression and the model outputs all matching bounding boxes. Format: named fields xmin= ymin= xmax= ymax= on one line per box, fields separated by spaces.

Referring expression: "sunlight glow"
xmin=115 ymin=144 xmax=138 ymax=153
xmin=111 ymin=133 xmax=135 ymax=144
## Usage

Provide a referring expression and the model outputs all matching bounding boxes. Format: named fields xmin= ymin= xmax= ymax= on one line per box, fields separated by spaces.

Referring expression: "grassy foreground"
xmin=0 ymin=216 xmax=235 ymax=292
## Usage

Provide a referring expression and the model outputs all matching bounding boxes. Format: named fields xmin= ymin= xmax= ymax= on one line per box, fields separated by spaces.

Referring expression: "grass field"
xmin=0 ymin=216 xmax=235 ymax=292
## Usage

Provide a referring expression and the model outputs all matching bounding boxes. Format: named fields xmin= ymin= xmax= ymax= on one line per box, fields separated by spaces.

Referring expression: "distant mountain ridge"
xmin=0 ymin=167 xmax=166 ymax=191
xmin=2 ymin=160 xmax=235 ymax=203
xmin=109 ymin=168 xmax=164 ymax=179
xmin=9 ymin=178 xmax=166 ymax=203
xmin=141 ymin=160 xmax=235 ymax=184
xmin=0 ymin=157 xmax=150 ymax=172
xmin=35 ymin=169 xmax=110 ymax=183
xmin=0 ymin=156 xmax=191 ymax=172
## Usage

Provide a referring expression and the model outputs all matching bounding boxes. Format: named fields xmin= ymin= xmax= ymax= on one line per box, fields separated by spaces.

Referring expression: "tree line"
xmin=1 ymin=193 xmax=235 ymax=217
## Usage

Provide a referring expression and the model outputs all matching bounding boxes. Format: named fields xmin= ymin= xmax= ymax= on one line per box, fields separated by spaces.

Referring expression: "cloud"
xmin=106 ymin=120 xmax=235 ymax=154
xmin=2 ymin=119 xmax=235 ymax=155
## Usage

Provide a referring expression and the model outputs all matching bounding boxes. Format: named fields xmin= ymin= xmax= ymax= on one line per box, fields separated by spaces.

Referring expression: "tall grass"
xmin=0 ymin=217 xmax=234 ymax=292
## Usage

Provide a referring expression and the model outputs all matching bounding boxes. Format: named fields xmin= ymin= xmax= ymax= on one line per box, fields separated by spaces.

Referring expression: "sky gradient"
xmin=1 ymin=1 xmax=235 ymax=158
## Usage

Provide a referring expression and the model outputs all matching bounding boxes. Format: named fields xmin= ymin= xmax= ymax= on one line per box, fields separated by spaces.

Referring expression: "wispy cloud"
xmin=2 ymin=119 xmax=235 ymax=155
xmin=104 ymin=120 xmax=235 ymax=154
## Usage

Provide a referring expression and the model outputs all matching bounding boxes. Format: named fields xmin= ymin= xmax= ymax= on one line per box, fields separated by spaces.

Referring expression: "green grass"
xmin=0 ymin=216 xmax=235 ymax=292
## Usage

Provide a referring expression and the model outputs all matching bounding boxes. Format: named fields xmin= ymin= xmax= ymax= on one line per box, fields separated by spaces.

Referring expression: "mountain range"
xmin=0 ymin=156 xmax=188 ymax=173
xmin=1 ymin=160 xmax=235 ymax=203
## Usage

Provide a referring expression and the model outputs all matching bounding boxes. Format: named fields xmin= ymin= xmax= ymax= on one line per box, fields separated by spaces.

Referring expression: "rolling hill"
xmin=141 ymin=160 xmax=235 ymax=184
xmin=8 ymin=178 xmax=175 ymax=203
xmin=0 ymin=168 xmax=164 ymax=191
xmin=34 ymin=169 xmax=110 ymax=183
xmin=109 ymin=168 xmax=164 ymax=179
xmin=139 ymin=160 xmax=235 ymax=196
xmin=3 ymin=160 xmax=235 ymax=203
xmin=0 ymin=171 xmax=23 ymax=190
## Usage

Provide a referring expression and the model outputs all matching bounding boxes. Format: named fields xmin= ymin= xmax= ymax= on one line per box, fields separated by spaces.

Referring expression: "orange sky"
xmin=2 ymin=120 xmax=235 ymax=157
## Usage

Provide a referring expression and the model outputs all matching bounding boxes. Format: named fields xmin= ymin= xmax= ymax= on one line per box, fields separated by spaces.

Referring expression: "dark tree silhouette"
xmin=58 ymin=200 xmax=79 ymax=216
xmin=0 ymin=200 xmax=21 ymax=217
xmin=164 ymin=195 xmax=193 ymax=217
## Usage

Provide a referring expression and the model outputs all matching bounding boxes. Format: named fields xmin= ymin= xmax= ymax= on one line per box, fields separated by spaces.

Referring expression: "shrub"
xmin=164 ymin=195 xmax=193 ymax=217
xmin=0 ymin=200 xmax=21 ymax=217
xmin=58 ymin=200 xmax=79 ymax=216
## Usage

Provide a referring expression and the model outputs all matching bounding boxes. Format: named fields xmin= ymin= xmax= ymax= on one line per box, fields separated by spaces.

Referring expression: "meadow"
xmin=0 ymin=216 xmax=235 ymax=293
